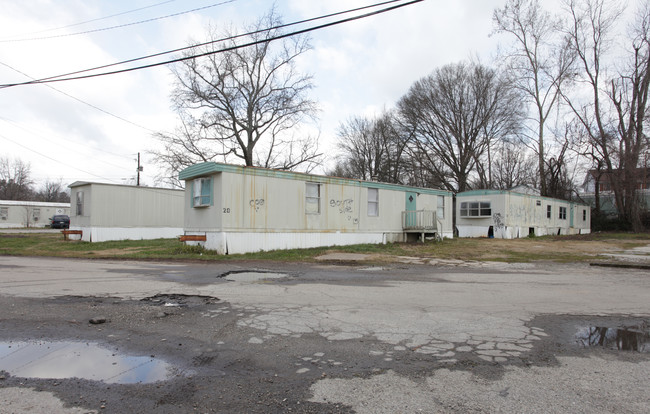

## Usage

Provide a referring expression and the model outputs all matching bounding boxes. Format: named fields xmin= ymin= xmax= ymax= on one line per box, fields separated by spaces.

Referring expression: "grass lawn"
xmin=1 ymin=231 xmax=649 ymax=263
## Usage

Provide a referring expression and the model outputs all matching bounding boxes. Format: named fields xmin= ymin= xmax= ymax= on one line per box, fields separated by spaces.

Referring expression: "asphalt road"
xmin=0 ymin=256 xmax=648 ymax=413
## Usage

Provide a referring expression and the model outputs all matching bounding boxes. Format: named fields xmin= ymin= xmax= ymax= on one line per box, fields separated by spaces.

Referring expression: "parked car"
xmin=50 ymin=215 xmax=70 ymax=229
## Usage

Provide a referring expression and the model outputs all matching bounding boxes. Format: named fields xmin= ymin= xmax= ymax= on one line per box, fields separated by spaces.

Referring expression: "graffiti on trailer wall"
xmin=250 ymin=199 xmax=265 ymax=212
xmin=493 ymin=212 xmax=505 ymax=230
xmin=330 ymin=199 xmax=358 ymax=224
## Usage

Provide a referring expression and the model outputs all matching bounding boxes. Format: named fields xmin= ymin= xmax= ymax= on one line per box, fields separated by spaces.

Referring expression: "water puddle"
xmin=0 ymin=341 xmax=180 ymax=383
xmin=220 ymin=270 xmax=287 ymax=282
xmin=575 ymin=325 xmax=649 ymax=352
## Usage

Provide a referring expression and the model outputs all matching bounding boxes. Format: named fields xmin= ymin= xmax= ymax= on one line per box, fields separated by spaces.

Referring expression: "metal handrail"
xmin=402 ymin=210 xmax=437 ymax=231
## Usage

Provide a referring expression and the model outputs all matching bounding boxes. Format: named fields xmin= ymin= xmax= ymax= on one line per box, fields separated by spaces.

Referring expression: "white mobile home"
xmin=0 ymin=200 xmax=70 ymax=228
xmin=179 ymin=162 xmax=453 ymax=254
xmin=69 ymin=182 xmax=184 ymax=242
xmin=456 ymin=190 xmax=591 ymax=238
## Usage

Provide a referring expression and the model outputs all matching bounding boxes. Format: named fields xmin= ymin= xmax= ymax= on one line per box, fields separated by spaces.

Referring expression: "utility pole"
xmin=136 ymin=152 xmax=143 ymax=186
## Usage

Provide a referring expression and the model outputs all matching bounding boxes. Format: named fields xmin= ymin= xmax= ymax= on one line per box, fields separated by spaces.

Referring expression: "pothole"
xmin=0 ymin=340 xmax=184 ymax=384
xmin=218 ymin=270 xmax=288 ymax=282
xmin=575 ymin=323 xmax=649 ymax=352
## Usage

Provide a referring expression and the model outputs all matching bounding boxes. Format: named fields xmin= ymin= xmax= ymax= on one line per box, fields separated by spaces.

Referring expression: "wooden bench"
xmin=179 ymin=234 xmax=207 ymax=242
xmin=61 ymin=230 xmax=83 ymax=240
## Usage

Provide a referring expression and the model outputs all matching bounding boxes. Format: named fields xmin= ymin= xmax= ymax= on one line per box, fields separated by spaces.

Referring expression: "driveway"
xmin=0 ymin=256 xmax=648 ymax=413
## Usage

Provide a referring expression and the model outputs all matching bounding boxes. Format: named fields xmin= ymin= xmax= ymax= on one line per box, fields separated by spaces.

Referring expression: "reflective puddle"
xmin=576 ymin=325 xmax=650 ymax=352
xmin=0 ymin=341 xmax=178 ymax=383
xmin=222 ymin=271 xmax=287 ymax=282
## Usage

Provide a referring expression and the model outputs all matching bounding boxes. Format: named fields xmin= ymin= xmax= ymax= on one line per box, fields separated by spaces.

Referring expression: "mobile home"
xmin=0 ymin=200 xmax=70 ymax=228
xmin=68 ymin=182 xmax=184 ymax=242
xmin=179 ymin=162 xmax=454 ymax=254
xmin=456 ymin=190 xmax=591 ymax=238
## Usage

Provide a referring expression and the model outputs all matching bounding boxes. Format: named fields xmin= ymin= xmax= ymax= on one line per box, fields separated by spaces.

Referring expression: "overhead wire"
xmin=0 ymin=133 xmax=122 ymax=184
xmin=0 ymin=0 xmax=237 ymax=43
xmin=0 ymin=0 xmax=423 ymax=88
xmin=0 ymin=0 xmax=177 ymax=39
xmin=0 ymin=117 xmax=135 ymax=169
xmin=0 ymin=61 xmax=156 ymax=133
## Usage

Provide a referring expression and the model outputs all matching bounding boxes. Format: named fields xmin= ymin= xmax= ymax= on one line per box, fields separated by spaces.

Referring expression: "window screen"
xmin=76 ymin=192 xmax=84 ymax=216
xmin=460 ymin=201 xmax=491 ymax=217
xmin=306 ymin=183 xmax=320 ymax=214
xmin=193 ymin=178 xmax=212 ymax=207
xmin=367 ymin=188 xmax=379 ymax=216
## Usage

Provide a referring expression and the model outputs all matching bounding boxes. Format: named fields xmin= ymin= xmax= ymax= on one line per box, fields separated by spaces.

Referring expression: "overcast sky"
xmin=0 ymin=0 xmax=550 ymax=189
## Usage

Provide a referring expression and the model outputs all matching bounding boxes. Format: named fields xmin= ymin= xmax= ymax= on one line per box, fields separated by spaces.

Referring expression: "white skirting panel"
xmin=73 ymin=226 xmax=183 ymax=242
xmin=457 ymin=225 xmax=590 ymax=239
xmin=190 ymin=231 xmax=405 ymax=254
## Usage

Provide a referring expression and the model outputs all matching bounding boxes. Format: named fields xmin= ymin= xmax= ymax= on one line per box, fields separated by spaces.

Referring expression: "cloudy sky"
xmin=0 ymin=0 xmax=537 ymax=189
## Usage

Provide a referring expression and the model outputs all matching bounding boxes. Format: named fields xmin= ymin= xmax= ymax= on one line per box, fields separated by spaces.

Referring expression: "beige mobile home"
xmin=69 ymin=182 xmax=184 ymax=242
xmin=456 ymin=190 xmax=591 ymax=238
xmin=0 ymin=200 xmax=70 ymax=228
xmin=179 ymin=162 xmax=453 ymax=254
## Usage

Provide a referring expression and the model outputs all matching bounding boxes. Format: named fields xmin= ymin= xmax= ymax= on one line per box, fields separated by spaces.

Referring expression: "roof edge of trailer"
xmin=179 ymin=162 xmax=452 ymax=196
xmin=68 ymin=181 xmax=184 ymax=192
xmin=457 ymin=189 xmax=590 ymax=206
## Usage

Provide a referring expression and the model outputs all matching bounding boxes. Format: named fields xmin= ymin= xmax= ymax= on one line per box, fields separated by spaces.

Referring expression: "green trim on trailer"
xmin=457 ymin=189 xmax=590 ymax=207
xmin=179 ymin=162 xmax=452 ymax=196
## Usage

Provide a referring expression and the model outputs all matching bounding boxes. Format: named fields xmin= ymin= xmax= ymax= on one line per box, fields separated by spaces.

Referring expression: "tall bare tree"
xmin=152 ymin=10 xmax=320 ymax=186
xmin=397 ymin=62 xmax=522 ymax=192
xmin=37 ymin=179 xmax=70 ymax=202
xmin=0 ymin=157 xmax=33 ymax=200
xmin=333 ymin=111 xmax=411 ymax=184
xmin=493 ymin=0 xmax=576 ymax=196
xmin=562 ymin=0 xmax=650 ymax=231
xmin=489 ymin=141 xmax=537 ymax=189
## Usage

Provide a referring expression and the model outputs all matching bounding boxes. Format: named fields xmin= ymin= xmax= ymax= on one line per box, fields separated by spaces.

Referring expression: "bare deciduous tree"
xmin=332 ymin=111 xmax=411 ymax=184
xmin=397 ymin=62 xmax=522 ymax=192
xmin=0 ymin=157 xmax=33 ymax=200
xmin=562 ymin=0 xmax=650 ymax=231
xmin=37 ymin=179 xmax=70 ymax=202
xmin=151 ymin=10 xmax=320 ymax=186
xmin=493 ymin=0 xmax=576 ymax=196
xmin=490 ymin=141 xmax=537 ymax=189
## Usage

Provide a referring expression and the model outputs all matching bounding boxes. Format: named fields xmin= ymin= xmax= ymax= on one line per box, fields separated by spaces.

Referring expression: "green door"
xmin=405 ymin=191 xmax=417 ymax=227
xmin=570 ymin=204 xmax=574 ymax=228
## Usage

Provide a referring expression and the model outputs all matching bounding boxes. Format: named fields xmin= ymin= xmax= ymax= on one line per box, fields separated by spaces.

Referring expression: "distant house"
xmin=0 ymin=200 xmax=70 ymax=228
xmin=178 ymin=162 xmax=454 ymax=254
xmin=579 ymin=168 xmax=650 ymax=217
xmin=456 ymin=189 xmax=591 ymax=238
xmin=68 ymin=182 xmax=184 ymax=242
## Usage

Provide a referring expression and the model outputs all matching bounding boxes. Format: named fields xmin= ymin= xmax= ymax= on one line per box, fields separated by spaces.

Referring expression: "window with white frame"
xmin=437 ymin=195 xmax=445 ymax=219
xmin=192 ymin=177 xmax=212 ymax=207
xmin=76 ymin=191 xmax=84 ymax=216
xmin=367 ymin=188 xmax=379 ymax=216
xmin=306 ymin=182 xmax=320 ymax=214
xmin=460 ymin=201 xmax=491 ymax=217
xmin=559 ymin=206 xmax=567 ymax=220
xmin=546 ymin=205 xmax=551 ymax=219
xmin=0 ymin=207 xmax=7 ymax=220
xmin=583 ymin=209 xmax=587 ymax=221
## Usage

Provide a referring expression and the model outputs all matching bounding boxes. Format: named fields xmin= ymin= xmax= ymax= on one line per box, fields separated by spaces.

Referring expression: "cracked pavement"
xmin=0 ymin=255 xmax=648 ymax=413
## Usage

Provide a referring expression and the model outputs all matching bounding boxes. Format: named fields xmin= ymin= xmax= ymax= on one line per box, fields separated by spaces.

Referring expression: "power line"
xmin=0 ymin=117 xmax=135 ymax=170
xmin=0 ymin=0 xmax=177 ymax=39
xmin=1 ymin=0 xmax=409 ymax=88
xmin=0 ymin=133 xmax=121 ymax=184
xmin=0 ymin=0 xmax=237 ymax=43
xmin=0 ymin=0 xmax=424 ymax=88
xmin=0 ymin=61 xmax=156 ymax=133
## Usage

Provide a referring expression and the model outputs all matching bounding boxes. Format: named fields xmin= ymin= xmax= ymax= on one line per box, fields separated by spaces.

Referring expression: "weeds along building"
xmin=178 ymin=162 xmax=454 ymax=254
xmin=0 ymin=200 xmax=70 ymax=228
xmin=456 ymin=189 xmax=591 ymax=239
xmin=68 ymin=182 xmax=185 ymax=242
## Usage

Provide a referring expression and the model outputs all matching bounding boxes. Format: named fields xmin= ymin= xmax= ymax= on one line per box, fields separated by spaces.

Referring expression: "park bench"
xmin=61 ymin=229 xmax=82 ymax=240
